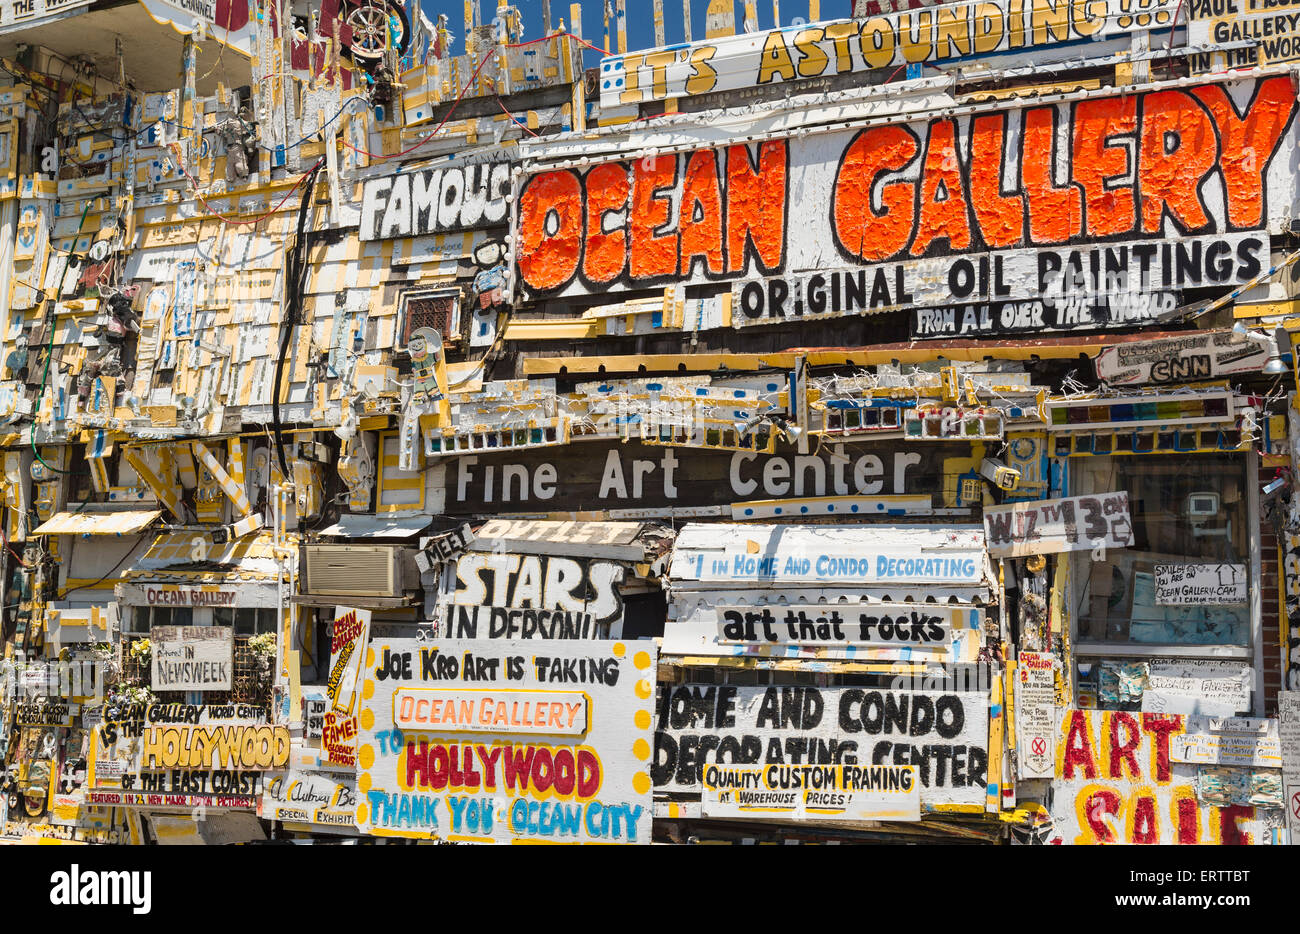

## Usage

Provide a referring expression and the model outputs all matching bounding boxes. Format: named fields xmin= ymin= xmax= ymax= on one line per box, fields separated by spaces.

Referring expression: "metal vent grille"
xmin=401 ymin=290 xmax=458 ymax=347
xmin=302 ymin=545 xmax=399 ymax=597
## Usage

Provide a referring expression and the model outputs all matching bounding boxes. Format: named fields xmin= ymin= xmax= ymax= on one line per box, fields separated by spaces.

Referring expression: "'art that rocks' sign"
xmin=356 ymin=638 xmax=656 ymax=844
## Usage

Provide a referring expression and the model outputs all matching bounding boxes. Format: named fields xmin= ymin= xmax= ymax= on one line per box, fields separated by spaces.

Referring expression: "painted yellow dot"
xmin=635 ymin=679 xmax=652 ymax=699
xmin=633 ymin=650 xmax=651 ymax=670
xmin=633 ymin=738 xmax=650 ymax=760
xmin=359 ymin=744 xmax=375 ymax=769
xmin=612 ymin=642 xmax=626 ymax=657
xmin=356 ymin=802 xmax=369 ymax=825
xmin=359 ymin=773 xmax=372 ymax=793
xmin=366 ymin=647 xmax=375 ymax=667
xmin=633 ymin=773 xmax=651 ymax=794
xmin=634 ymin=710 xmax=651 ymax=730
xmin=363 ymin=679 xmax=375 ymax=700
xmin=360 ymin=708 xmax=375 ymax=730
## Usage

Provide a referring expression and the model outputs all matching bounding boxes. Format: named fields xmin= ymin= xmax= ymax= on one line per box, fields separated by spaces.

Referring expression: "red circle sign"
xmin=1031 ymin=737 xmax=1048 ymax=757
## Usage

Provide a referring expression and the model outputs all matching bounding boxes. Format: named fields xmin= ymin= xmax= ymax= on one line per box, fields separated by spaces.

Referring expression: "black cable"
xmin=271 ymin=163 xmax=322 ymax=478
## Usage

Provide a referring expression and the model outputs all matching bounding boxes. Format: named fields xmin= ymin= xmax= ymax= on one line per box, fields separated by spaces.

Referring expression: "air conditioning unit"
xmin=300 ymin=544 xmax=415 ymax=598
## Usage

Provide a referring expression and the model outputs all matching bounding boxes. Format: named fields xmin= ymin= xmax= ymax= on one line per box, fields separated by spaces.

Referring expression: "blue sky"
xmin=415 ymin=0 xmax=848 ymax=64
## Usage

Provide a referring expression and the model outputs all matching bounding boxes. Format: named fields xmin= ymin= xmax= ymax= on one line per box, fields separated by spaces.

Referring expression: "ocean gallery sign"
xmin=516 ymin=76 xmax=1297 ymax=311
xmin=655 ymin=684 xmax=990 ymax=811
xmin=356 ymin=638 xmax=657 ymax=844
xmin=436 ymin=439 xmax=969 ymax=514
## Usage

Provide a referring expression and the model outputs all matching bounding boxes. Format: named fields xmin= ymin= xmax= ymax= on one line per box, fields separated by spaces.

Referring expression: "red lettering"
xmin=577 ymin=748 xmax=601 ymax=798
xmin=1062 ymin=709 xmax=1097 ymax=779
xmin=1107 ymin=711 xmax=1142 ymax=780
xmin=1218 ymin=804 xmax=1254 ymax=845
xmin=1130 ymin=794 xmax=1157 ymax=845
xmin=1084 ymin=788 xmax=1121 ymax=843
xmin=1141 ymin=714 xmax=1182 ymax=783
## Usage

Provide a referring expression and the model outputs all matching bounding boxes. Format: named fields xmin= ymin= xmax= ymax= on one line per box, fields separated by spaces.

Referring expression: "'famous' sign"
xmin=515 ymin=76 xmax=1296 ymax=305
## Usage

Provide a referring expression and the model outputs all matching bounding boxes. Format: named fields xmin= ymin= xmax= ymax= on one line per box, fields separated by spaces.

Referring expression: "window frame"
xmin=1067 ymin=448 xmax=1263 ymax=715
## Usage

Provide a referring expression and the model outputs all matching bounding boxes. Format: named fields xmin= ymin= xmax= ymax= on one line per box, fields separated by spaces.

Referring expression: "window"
xmin=398 ymin=288 xmax=459 ymax=349
xmin=1071 ymin=454 xmax=1250 ymax=648
xmin=213 ymin=607 xmax=278 ymax=636
xmin=128 ymin=606 xmax=193 ymax=634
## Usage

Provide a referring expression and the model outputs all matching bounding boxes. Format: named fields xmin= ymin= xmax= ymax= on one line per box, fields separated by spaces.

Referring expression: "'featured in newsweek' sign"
xmin=150 ymin=626 xmax=233 ymax=691
xmin=984 ymin=492 xmax=1133 ymax=558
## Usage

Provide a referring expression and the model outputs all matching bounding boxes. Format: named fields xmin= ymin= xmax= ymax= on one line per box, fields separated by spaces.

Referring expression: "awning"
xmin=32 ymin=510 xmax=162 ymax=537
xmin=316 ymin=514 xmax=432 ymax=539
xmin=120 ymin=530 xmax=290 ymax=584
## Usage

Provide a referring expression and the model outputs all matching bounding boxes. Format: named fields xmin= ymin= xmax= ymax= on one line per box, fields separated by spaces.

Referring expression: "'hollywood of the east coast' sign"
xmin=88 ymin=703 xmax=290 ymax=810
xmin=356 ymin=638 xmax=657 ymax=843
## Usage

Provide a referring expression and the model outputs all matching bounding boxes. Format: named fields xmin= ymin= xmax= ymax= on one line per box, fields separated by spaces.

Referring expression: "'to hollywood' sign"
xmin=515 ymin=76 xmax=1297 ymax=302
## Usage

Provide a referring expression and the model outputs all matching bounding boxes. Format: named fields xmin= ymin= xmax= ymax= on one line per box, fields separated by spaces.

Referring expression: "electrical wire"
xmin=343 ymin=29 xmax=606 ymax=161
xmin=167 ymin=145 xmax=325 ymax=227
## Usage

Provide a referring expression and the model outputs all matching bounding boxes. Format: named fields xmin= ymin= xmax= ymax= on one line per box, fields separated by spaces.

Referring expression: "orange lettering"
xmin=679 ymin=149 xmax=724 ymax=277
xmin=725 ymin=141 xmax=787 ymax=274
xmin=1192 ymin=76 xmax=1297 ymax=230
xmin=582 ymin=162 xmax=629 ymax=285
xmin=833 ymin=125 xmax=919 ymax=262
xmin=1022 ymin=106 xmax=1082 ymax=244
xmin=969 ymin=113 xmax=1024 ymax=248
xmin=517 ymin=170 xmax=582 ymax=292
xmin=910 ymin=118 xmax=972 ymax=256
xmin=1139 ymin=90 xmax=1216 ymax=234
xmin=1072 ymin=95 xmax=1137 ymax=237
xmin=630 ymin=156 xmax=680 ymax=280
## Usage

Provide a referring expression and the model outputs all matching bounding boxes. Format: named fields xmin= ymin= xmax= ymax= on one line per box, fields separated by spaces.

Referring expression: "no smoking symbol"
xmin=1292 ymin=791 xmax=1300 ymax=820
xmin=1031 ymin=737 xmax=1048 ymax=757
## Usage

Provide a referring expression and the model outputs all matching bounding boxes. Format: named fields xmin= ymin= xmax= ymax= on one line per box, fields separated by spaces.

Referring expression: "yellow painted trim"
xmin=504 ymin=319 xmax=599 ymax=341
xmin=521 ymin=342 xmax=1119 ymax=375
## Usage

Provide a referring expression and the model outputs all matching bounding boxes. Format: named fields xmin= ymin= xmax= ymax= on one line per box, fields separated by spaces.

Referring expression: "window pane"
xmin=1072 ymin=454 xmax=1249 ymax=646
xmin=235 ymin=608 xmax=258 ymax=636
xmin=213 ymin=607 xmax=235 ymax=627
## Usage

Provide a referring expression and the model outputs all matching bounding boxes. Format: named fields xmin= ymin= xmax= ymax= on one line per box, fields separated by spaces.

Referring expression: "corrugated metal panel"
xmin=32 ymin=509 xmax=162 ymax=536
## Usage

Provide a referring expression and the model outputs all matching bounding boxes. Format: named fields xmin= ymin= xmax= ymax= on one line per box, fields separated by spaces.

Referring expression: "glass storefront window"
xmin=1071 ymin=453 xmax=1250 ymax=647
